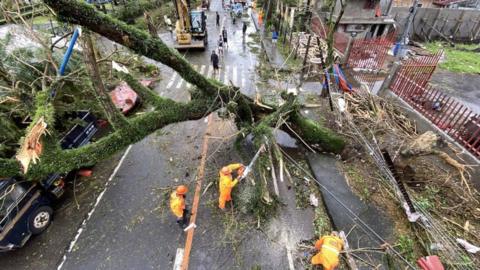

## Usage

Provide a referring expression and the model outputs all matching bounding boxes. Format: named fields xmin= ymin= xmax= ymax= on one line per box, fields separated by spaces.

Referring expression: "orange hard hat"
xmin=176 ymin=185 xmax=188 ymax=195
xmin=221 ymin=166 xmax=232 ymax=175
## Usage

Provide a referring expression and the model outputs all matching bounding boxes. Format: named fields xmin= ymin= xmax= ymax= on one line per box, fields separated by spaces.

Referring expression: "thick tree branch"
xmin=2 ymin=96 xmax=217 ymax=178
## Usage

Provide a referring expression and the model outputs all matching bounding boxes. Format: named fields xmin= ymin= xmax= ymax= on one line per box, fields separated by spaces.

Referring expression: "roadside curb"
xmin=307 ymin=153 xmax=394 ymax=269
xmin=250 ymin=10 xmax=289 ymax=71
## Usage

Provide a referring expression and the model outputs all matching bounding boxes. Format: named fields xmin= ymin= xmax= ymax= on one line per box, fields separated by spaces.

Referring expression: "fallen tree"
xmin=0 ymin=0 xmax=345 ymax=179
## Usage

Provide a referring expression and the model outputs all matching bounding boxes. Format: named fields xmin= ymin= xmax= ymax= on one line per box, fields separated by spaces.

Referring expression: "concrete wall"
xmin=393 ymin=0 xmax=435 ymax=7
xmin=318 ymin=0 xmax=393 ymax=17
xmin=392 ymin=7 xmax=480 ymax=42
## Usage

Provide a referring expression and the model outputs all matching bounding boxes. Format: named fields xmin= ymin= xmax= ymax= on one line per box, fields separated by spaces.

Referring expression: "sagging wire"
xmin=331 ymin=91 xmax=477 ymax=269
xmin=277 ymin=146 xmax=417 ymax=269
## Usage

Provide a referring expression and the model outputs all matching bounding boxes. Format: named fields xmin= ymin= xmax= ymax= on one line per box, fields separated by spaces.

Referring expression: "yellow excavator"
xmin=173 ymin=0 xmax=208 ymax=49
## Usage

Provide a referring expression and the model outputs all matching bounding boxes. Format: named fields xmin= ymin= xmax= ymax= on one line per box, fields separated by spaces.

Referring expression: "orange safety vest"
xmin=311 ymin=235 xmax=344 ymax=270
xmin=170 ymin=192 xmax=185 ymax=218
xmin=218 ymin=163 xmax=243 ymax=209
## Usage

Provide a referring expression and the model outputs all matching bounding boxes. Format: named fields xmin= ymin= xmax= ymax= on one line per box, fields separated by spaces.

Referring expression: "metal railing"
xmin=390 ymin=59 xmax=480 ymax=158
xmin=347 ymin=32 xmax=396 ymax=70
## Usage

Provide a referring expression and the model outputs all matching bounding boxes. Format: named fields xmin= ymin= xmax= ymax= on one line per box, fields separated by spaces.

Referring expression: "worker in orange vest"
xmin=311 ymin=231 xmax=344 ymax=270
xmin=218 ymin=163 xmax=245 ymax=210
xmin=170 ymin=185 xmax=189 ymax=228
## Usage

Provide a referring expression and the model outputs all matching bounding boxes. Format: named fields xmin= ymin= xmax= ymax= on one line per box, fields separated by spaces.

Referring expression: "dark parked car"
xmin=0 ymin=111 xmax=98 ymax=251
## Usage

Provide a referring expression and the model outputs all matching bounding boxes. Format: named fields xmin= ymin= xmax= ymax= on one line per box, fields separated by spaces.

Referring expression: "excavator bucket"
xmin=417 ymin=256 xmax=444 ymax=270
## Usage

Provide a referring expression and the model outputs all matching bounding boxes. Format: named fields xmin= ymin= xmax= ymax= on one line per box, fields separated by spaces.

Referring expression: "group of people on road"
xmin=169 ymin=161 xmax=344 ymax=269
xmin=211 ymin=10 xmax=248 ymax=75
xmin=169 ymin=163 xmax=245 ymax=229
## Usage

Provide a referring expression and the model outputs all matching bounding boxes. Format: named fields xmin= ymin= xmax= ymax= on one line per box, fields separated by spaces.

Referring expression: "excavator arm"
xmin=173 ymin=0 xmax=192 ymax=44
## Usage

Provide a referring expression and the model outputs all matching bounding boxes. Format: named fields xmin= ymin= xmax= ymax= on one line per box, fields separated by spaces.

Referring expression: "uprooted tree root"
xmin=433 ymin=150 xmax=477 ymax=200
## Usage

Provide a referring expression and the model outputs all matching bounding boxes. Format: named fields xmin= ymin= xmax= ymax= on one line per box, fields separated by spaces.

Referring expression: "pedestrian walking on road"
xmin=170 ymin=185 xmax=190 ymax=229
xmin=217 ymin=35 xmax=224 ymax=58
xmin=218 ymin=163 xmax=245 ymax=210
xmin=216 ymin=11 xmax=220 ymax=27
xmin=272 ymin=29 xmax=279 ymax=46
xmin=211 ymin=50 xmax=220 ymax=75
xmin=222 ymin=27 xmax=228 ymax=49
xmin=242 ymin=22 xmax=247 ymax=36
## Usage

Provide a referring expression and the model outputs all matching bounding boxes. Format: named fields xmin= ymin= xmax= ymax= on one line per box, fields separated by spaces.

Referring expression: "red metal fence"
xmin=396 ymin=51 xmax=443 ymax=87
xmin=390 ymin=55 xmax=480 ymax=158
xmin=347 ymin=33 xmax=396 ymax=70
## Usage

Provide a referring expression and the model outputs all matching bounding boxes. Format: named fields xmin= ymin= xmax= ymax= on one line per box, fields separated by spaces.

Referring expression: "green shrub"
xmin=114 ymin=0 xmax=159 ymax=23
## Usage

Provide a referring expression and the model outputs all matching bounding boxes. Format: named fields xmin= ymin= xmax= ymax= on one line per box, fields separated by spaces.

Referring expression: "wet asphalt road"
xmin=58 ymin=2 xmax=264 ymax=269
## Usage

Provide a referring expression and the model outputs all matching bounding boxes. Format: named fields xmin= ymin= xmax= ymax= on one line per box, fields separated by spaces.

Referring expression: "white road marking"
xmin=241 ymin=77 xmax=246 ymax=88
xmin=186 ymin=65 xmax=198 ymax=89
xmin=173 ymin=248 xmax=185 ymax=270
xmin=287 ymin=248 xmax=295 ymax=270
xmin=232 ymin=65 xmax=238 ymax=86
xmin=207 ymin=65 xmax=213 ymax=78
xmin=167 ymin=72 xmax=177 ymax=88
xmin=199 ymin=65 xmax=206 ymax=75
xmin=176 ymin=77 xmax=184 ymax=89
xmin=57 ymin=145 xmax=133 ymax=270
xmin=223 ymin=65 xmax=229 ymax=84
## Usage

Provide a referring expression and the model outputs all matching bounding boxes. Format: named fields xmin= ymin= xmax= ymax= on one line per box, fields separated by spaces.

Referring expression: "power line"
xmin=277 ymin=147 xmax=417 ymax=269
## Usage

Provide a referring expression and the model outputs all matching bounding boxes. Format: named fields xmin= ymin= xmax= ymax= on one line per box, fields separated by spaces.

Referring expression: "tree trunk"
xmin=144 ymin=12 xmax=158 ymax=39
xmin=80 ymin=31 xmax=129 ymax=130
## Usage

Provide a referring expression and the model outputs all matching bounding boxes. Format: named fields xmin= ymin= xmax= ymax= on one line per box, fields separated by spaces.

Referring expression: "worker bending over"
xmin=170 ymin=185 xmax=189 ymax=229
xmin=218 ymin=163 xmax=245 ymax=209
xmin=311 ymin=231 xmax=344 ymax=270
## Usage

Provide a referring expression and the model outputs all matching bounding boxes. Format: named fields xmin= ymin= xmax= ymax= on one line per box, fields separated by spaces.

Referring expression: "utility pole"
xmin=398 ymin=0 xmax=420 ymax=57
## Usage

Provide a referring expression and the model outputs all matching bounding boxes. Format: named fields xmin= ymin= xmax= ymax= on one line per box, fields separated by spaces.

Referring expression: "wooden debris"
xmin=16 ymin=117 xmax=48 ymax=173
xmin=290 ymin=32 xmax=340 ymax=69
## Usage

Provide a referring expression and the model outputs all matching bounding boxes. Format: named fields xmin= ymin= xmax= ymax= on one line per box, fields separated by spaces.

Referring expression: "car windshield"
xmin=0 ymin=184 xmax=27 ymax=225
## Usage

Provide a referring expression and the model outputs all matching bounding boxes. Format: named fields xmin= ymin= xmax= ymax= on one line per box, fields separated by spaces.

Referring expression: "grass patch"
xmin=346 ymin=166 xmax=371 ymax=201
xmin=395 ymin=234 xmax=416 ymax=264
xmin=425 ymin=42 xmax=480 ymax=73
xmin=414 ymin=186 xmax=439 ymax=211
xmin=277 ymin=36 xmax=303 ymax=70
xmin=31 ymin=15 xmax=53 ymax=24
xmin=313 ymin=207 xmax=330 ymax=238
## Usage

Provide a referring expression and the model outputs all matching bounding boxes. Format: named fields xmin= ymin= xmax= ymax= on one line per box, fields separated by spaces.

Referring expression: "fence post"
xmin=427 ymin=8 xmax=442 ymax=40
xmin=342 ymin=35 xmax=354 ymax=65
xmin=378 ymin=61 xmax=401 ymax=96
xmin=453 ymin=10 xmax=466 ymax=41
xmin=294 ymin=33 xmax=301 ymax=59
xmin=288 ymin=27 xmax=293 ymax=47
xmin=300 ymin=34 xmax=312 ymax=82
